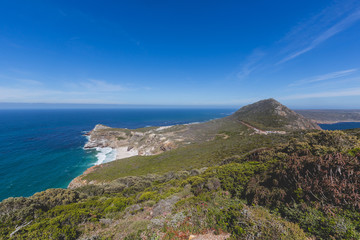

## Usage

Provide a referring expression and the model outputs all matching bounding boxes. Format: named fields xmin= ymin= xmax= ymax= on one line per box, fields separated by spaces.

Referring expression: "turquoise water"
xmin=0 ymin=108 xmax=235 ymax=201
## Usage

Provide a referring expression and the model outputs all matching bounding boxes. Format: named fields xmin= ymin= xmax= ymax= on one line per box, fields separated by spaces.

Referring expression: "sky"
xmin=1 ymin=0 xmax=360 ymax=109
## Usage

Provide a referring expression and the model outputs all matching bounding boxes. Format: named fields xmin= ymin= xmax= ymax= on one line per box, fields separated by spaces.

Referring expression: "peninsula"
xmin=1 ymin=99 xmax=359 ymax=240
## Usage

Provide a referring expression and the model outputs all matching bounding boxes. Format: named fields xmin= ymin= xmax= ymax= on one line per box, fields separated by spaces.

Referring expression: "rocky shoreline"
xmin=68 ymin=123 xmax=185 ymax=188
xmin=68 ymin=100 xmax=325 ymax=189
xmin=83 ymin=124 xmax=179 ymax=155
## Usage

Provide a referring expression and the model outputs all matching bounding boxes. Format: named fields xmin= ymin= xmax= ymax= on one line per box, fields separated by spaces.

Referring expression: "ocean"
xmin=1 ymin=109 xmax=360 ymax=202
xmin=0 ymin=108 xmax=235 ymax=201
xmin=319 ymin=122 xmax=360 ymax=130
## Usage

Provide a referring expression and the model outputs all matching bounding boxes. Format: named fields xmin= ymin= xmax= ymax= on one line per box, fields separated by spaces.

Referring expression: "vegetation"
xmin=1 ymin=129 xmax=360 ymax=239
xmin=1 ymin=100 xmax=360 ymax=239
xmin=229 ymin=98 xmax=319 ymax=130
xmin=296 ymin=109 xmax=360 ymax=123
xmin=83 ymin=126 xmax=291 ymax=182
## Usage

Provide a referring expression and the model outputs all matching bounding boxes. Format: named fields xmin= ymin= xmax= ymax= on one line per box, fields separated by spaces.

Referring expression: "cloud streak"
xmin=281 ymin=87 xmax=360 ymax=100
xmin=0 ymin=74 xmax=43 ymax=86
xmin=0 ymin=86 xmax=126 ymax=104
xmin=289 ymin=68 xmax=358 ymax=86
xmin=236 ymin=49 xmax=265 ymax=79
xmin=0 ymin=79 xmax=133 ymax=103
xmin=278 ymin=7 xmax=360 ymax=64
xmin=232 ymin=1 xmax=360 ymax=80
xmin=79 ymin=79 xmax=128 ymax=92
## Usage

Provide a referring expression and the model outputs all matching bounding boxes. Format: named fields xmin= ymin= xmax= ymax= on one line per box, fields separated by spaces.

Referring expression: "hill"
xmin=2 ymin=99 xmax=359 ymax=240
xmin=229 ymin=98 xmax=320 ymax=130
xmin=69 ymin=99 xmax=320 ymax=187
xmin=295 ymin=109 xmax=360 ymax=124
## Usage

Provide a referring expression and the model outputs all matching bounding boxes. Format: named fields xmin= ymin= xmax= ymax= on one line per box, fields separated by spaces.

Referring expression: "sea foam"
xmin=94 ymin=147 xmax=117 ymax=165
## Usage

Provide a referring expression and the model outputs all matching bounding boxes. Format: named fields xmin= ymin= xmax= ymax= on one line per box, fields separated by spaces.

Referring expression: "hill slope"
xmin=6 ymin=99 xmax=356 ymax=240
xmin=295 ymin=109 xmax=360 ymax=124
xmin=82 ymin=99 xmax=320 ymax=159
xmin=229 ymin=98 xmax=320 ymax=130
xmin=69 ymin=99 xmax=320 ymax=187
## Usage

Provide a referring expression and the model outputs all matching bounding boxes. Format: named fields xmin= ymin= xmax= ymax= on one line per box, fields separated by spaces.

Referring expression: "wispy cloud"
xmin=278 ymin=5 xmax=360 ymax=64
xmin=236 ymin=49 xmax=265 ymax=79
xmin=0 ymin=78 xmax=134 ymax=103
xmin=0 ymin=74 xmax=43 ymax=86
xmin=289 ymin=68 xmax=358 ymax=86
xmin=0 ymin=85 xmax=126 ymax=104
xmin=18 ymin=79 xmax=43 ymax=86
xmin=8 ymin=68 xmax=33 ymax=75
xmin=281 ymin=87 xmax=360 ymax=100
xmin=233 ymin=1 xmax=360 ymax=79
xmin=0 ymin=86 xmax=80 ymax=103
xmin=78 ymin=79 xmax=128 ymax=92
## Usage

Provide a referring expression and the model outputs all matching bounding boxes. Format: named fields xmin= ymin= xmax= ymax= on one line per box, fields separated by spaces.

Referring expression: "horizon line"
xmin=1 ymin=102 xmax=360 ymax=110
xmin=0 ymin=102 xmax=239 ymax=109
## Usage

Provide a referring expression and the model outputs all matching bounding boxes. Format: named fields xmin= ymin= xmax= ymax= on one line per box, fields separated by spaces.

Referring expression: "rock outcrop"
xmin=69 ymin=98 xmax=321 ymax=189
xmin=83 ymin=124 xmax=185 ymax=159
xmin=68 ymin=165 xmax=101 ymax=188
xmin=84 ymin=99 xmax=319 ymax=162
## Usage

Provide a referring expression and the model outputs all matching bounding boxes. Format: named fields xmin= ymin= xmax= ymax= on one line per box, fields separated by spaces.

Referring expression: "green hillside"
xmin=229 ymin=98 xmax=320 ymax=130
xmin=1 ymin=100 xmax=359 ymax=240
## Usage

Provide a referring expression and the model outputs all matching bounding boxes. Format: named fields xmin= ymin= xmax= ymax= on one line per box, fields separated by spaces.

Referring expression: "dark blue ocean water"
xmin=0 ymin=108 xmax=235 ymax=201
xmin=319 ymin=122 xmax=360 ymax=130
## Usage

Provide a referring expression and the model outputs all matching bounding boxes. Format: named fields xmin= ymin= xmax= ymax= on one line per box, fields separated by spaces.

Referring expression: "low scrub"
xmin=1 ymin=130 xmax=360 ymax=239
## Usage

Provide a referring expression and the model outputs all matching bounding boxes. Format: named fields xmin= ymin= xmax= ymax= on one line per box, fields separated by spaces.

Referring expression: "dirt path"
xmin=239 ymin=121 xmax=286 ymax=135
xmin=239 ymin=121 xmax=267 ymax=134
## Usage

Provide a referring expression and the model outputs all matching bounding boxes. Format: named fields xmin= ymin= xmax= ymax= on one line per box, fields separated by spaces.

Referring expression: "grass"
xmin=6 ymin=101 xmax=357 ymax=239
xmin=84 ymin=126 xmax=291 ymax=182
xmin=2 ymin=129 xmax=360 ymax=239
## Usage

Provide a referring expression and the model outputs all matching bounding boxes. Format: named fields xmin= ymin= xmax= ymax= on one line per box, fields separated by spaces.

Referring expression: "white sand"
xmin=115 ymin=146 xmax=138 ymax=159
xmin=156 ymin=126 xmax=172 ymax=131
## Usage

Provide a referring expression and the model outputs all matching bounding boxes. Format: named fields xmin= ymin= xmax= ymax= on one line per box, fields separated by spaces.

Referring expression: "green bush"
xmin=138 ymin=191 xmax=158 ymax=202
xmin=280 ymin=205 xmax=360 ymax=240
xmin=104 ymin=197 xmax=133 ymax=213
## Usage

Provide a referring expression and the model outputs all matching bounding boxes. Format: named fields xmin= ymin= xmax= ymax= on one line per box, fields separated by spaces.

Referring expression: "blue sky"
xmin=1 ymin=0 xmax=360 ymax=108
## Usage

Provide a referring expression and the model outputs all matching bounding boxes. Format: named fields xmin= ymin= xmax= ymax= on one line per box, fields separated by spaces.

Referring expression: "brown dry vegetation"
xmin=1 ymin=100 xmax=360 ymax=239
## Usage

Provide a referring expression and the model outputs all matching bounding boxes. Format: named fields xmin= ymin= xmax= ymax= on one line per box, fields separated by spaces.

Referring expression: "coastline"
xmin=70 ymin=119 xmax=360 ymax=189
xmin=0 ymin=108 xmax=237 ymax=200
xmin=315 ymin=120 xmax=360 ymax=124
xmin=68 ymin=121 xmax=205 ymax=188
xmin=92 ymin=146 xmax=139 ymax=165
xmin=70 ymin=141 xmax=139 ymax=188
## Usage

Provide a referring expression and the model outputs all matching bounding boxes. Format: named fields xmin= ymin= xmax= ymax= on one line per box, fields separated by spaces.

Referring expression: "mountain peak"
xmin=247 ymin=98 xmax=281 ymax=107
xmin=230 ymin=99 xmax=320 ymax=130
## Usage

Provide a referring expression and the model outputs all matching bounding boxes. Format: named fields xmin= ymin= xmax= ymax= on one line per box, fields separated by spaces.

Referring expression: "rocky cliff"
xmin=68 ymin=98 xmax=320 ymax=188
xmin=84 ymin=99 xmax=320 ymax=158
xmin=83 ymin=124 xmax=186 ymax=158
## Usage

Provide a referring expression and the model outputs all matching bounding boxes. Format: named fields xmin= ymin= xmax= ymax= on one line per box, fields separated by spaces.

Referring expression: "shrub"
xmin=138 ymin=191 xmax=158 ymax=202
xmin=280 ymin=205 xmax=360 ymax=240
xmin=104 ymin=197 xmax=133 ymax=213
